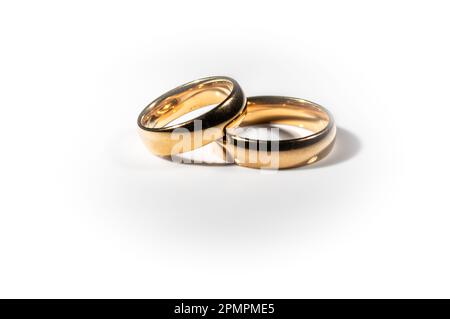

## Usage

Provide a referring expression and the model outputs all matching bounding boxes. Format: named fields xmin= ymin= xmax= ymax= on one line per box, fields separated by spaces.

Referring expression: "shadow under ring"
xmin=217 ymin=96 xmax=337 ymax=169
xmin=137 ymin=76 xmax=247 ymax=156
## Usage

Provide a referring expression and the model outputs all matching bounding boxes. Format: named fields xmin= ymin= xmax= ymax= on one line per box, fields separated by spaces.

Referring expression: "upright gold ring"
xmin=138 ymin=76 xmax=246 ymax=156
xmin=218 ymin=96 xmax=336 ymax=169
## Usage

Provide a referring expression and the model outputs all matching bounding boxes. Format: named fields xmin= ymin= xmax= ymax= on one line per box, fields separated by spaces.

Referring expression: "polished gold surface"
xmin=138 ymin=76 xmax=246 ymax=156
xmin=218 ymin=96 xmax=336 ymax=169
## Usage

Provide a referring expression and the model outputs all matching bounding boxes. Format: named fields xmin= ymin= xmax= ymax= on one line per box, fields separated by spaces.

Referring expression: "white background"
xmin=1 ymin=0 xmax=449 ymax=298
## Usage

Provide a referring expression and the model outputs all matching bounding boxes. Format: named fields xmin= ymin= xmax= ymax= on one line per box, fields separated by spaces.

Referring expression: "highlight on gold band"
xmin=218 ymin=96 xmax=336 ymax=169
xmin=137 ymin=76 xmax=246 ymax=157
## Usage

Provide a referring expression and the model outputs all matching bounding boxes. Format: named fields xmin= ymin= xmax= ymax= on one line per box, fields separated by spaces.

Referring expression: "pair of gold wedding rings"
xmin=137 ymin=76 xmax=336 ymax=169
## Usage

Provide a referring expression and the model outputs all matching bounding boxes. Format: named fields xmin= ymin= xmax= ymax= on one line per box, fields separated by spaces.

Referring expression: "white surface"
xmin=0 ymin=1 xmax=449 ymax=298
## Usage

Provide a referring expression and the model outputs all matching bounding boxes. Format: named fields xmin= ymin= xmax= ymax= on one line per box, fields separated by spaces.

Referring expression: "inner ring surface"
xmin=227 ymin=96 xmax=332 ymax=143
xmin=139 ymin=79 xmax=234 ymax=130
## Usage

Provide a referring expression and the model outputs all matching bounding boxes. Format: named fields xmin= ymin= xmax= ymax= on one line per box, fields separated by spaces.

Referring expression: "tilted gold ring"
xmin=137 ymin=76 xmax=246 ymax=156
xmin=218 ymin=96 xmax=336 ymax=169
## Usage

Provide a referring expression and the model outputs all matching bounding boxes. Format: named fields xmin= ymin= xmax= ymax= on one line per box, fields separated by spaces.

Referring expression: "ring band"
xmin=137 ymin=76 xmax=246 ymax=156
xmin=218 ymin=96 xmax=336 ymax=169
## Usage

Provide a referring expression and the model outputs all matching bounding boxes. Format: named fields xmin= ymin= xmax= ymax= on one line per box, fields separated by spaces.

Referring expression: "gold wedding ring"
xmin=218 ymin=96 xmax=336 ymax=169
xmin=138 ymin=76 xmax=246 ymax=156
